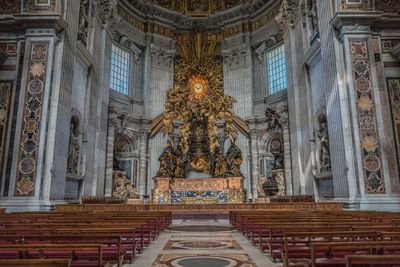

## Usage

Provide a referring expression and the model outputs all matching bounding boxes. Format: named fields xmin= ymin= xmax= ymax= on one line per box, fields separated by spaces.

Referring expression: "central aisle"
xmin=127 ymin=217 xmax=279 ymax=267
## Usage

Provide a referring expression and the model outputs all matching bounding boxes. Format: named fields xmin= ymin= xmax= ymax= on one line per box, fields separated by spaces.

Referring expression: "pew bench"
xmin=0 ymin=244 xmax=102 ymax=267
xmin=0 ymin=259 xmax=71 ymax=267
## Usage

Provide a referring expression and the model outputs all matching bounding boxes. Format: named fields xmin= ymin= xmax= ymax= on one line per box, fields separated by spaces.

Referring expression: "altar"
xmin=152 ymin=177 xmax=245 ymax=204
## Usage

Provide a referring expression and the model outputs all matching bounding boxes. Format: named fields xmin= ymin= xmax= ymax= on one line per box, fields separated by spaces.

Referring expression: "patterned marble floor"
xmin=125 ymin=219 xmax=280 ymax=267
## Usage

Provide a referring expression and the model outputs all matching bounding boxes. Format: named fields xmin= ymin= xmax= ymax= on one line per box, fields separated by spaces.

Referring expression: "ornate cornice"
xmin=117 ymin=0 xmax=280 ymax=39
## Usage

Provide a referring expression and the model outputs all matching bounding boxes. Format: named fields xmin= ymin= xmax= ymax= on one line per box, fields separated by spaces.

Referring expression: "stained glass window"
xmin=110 ymin=44 xmax=130 ymax=95
xmin=267 ymin=45 xmax=288 ymax=95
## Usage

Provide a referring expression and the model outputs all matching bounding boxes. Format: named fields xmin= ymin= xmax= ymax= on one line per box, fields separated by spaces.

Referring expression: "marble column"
xmin=104 ymin=114 xmax=119 ymax=196
xmin=250 ymin=129 xmax=260 ymax=200
xmin=139 ymin=129 xmax=148 ymax=198
xmin=278 ymin=103 xmax=292 ymax=195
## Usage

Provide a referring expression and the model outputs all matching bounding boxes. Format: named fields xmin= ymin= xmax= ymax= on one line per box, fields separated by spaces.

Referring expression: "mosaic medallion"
xmin=28 ymin=79 xmax=43 ymax=94
xmin=19 ymin=157 xmax=35 ymax=175
xmin=364 ymin=155 xmax=381 ymax=172
xmin=355 ymin=77 xmax=371 ymax=92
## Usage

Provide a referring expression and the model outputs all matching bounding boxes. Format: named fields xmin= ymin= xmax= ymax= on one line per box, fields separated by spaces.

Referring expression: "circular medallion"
xmin=26 ymin=120 xmax=38 ymax=132
xmin=355 ymin=77 xmax=371 ymax=92
xmin=188 ymin=74 xmax=210 ymax=101
xmin=19 ymin=157 xmax=35 ymax=175
xmin=172 ymin=257 xmax=235 ymax=267
xmin=28 ymin=79 xmax=43 ymax=94
xmin=271 ymin=139 xmax=281 ymax=150
xmin=364 ymin=155 xmax=381 ymax=172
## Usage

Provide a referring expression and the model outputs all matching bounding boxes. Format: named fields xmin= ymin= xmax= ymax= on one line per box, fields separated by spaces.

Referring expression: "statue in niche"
xmin=308 ymin=0 xmax=319 ymax=35
xmin=67 ymin=117 xmax=80 ymax=175
xmin=112 ymin=170 xmax=140 ymax=199
xmin=213 ymin=146 xmax=228 ymax=177
xmin=78 ymin=0 xmax=90 ymax=46
xmin=157 ymin=139 xmax=176 ymax=177
xmin=317 ymin=117 xmax=331 ymax=173
xmin=226 ymin=142 xmax=243 ymax=177
xmin=265 ymin=108 xmax=281 ymax=131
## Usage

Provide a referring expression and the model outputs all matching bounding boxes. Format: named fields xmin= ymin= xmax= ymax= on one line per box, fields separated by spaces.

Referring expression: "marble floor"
xmin=125 ymin=218 xmax=280 ymax=267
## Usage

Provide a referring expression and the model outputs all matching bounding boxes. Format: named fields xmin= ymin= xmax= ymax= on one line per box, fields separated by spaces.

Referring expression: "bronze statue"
xmin=174 ymin=145 xmax=186 ymax=178
xmin=226 ymin=142 xmax=243 ymax=177
xmin=157 ymin=140 xmax=176 ymax=177
xmin=213 ymin=146 xmax=228 ymax=177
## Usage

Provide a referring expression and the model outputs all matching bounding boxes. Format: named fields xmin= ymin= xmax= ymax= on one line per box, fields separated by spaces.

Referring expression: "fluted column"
xmin=250 ymin=129 xmax=260 ymax=200
xmin=139 ymin=129 xmax=148 ymax=198
xmin=278 ymin=103 xmax=292 ymax=195
xmin=104 ymin=115 xmax=119 ymax=196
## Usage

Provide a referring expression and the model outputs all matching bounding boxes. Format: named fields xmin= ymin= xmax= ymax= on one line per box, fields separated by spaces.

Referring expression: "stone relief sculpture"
xmin=67 ymin=117 xmax=81 ymax=175
xmin=317 ymin=115 xmax=331 ymax=173
xmin=112 ymin=170 xmax=140 ymax=198
xmin=265 ymin=108 xmax=281 ymax=131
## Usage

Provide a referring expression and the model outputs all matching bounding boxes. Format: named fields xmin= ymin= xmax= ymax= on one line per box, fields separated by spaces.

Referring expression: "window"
xmin=110 ymin=44 xmax=130 ymax=95
xmin=267 ymin=45 xmax=288 ymax=94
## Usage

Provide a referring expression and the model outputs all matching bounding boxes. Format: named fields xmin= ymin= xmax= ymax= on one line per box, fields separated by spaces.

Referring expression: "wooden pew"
xmin=0 ymin=259 xmax=71 ymax=267
xmin=281 ymin=231 xmax=381 ymax=267
xmin=310 ymin=241 xmax=400 ymax=267
xmin=0 ymin=244 xmax=102 ymax=267
xmin=346 ymin=255 xmax=400 ymax=267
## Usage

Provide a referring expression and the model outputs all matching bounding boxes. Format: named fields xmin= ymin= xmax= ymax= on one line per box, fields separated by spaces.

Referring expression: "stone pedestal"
xmin=152 ymin=177 xmax=245 ymax=204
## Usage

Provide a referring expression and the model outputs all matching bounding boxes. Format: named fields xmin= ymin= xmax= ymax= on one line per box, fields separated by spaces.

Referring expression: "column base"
xmin=328 ymin=196 xmax=400 ymax=211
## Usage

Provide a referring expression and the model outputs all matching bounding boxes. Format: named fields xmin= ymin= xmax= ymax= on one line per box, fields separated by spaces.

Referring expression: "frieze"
xmin=0 ymin=81 xmax=12 ymax=182
xmin=350 ymin=40 xmax=385 ymax=194
xmin=341 ymin=24 xmax=370 ymax=34
xmin=15 ymin=42 xmax=49 ymax=196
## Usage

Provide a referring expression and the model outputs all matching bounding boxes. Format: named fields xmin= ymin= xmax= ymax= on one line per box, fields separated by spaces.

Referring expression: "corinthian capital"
xmin=98 ymin=0 xmax=117 ymax=25
xmin=276 ymin=0 xmax=303 ymax=33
